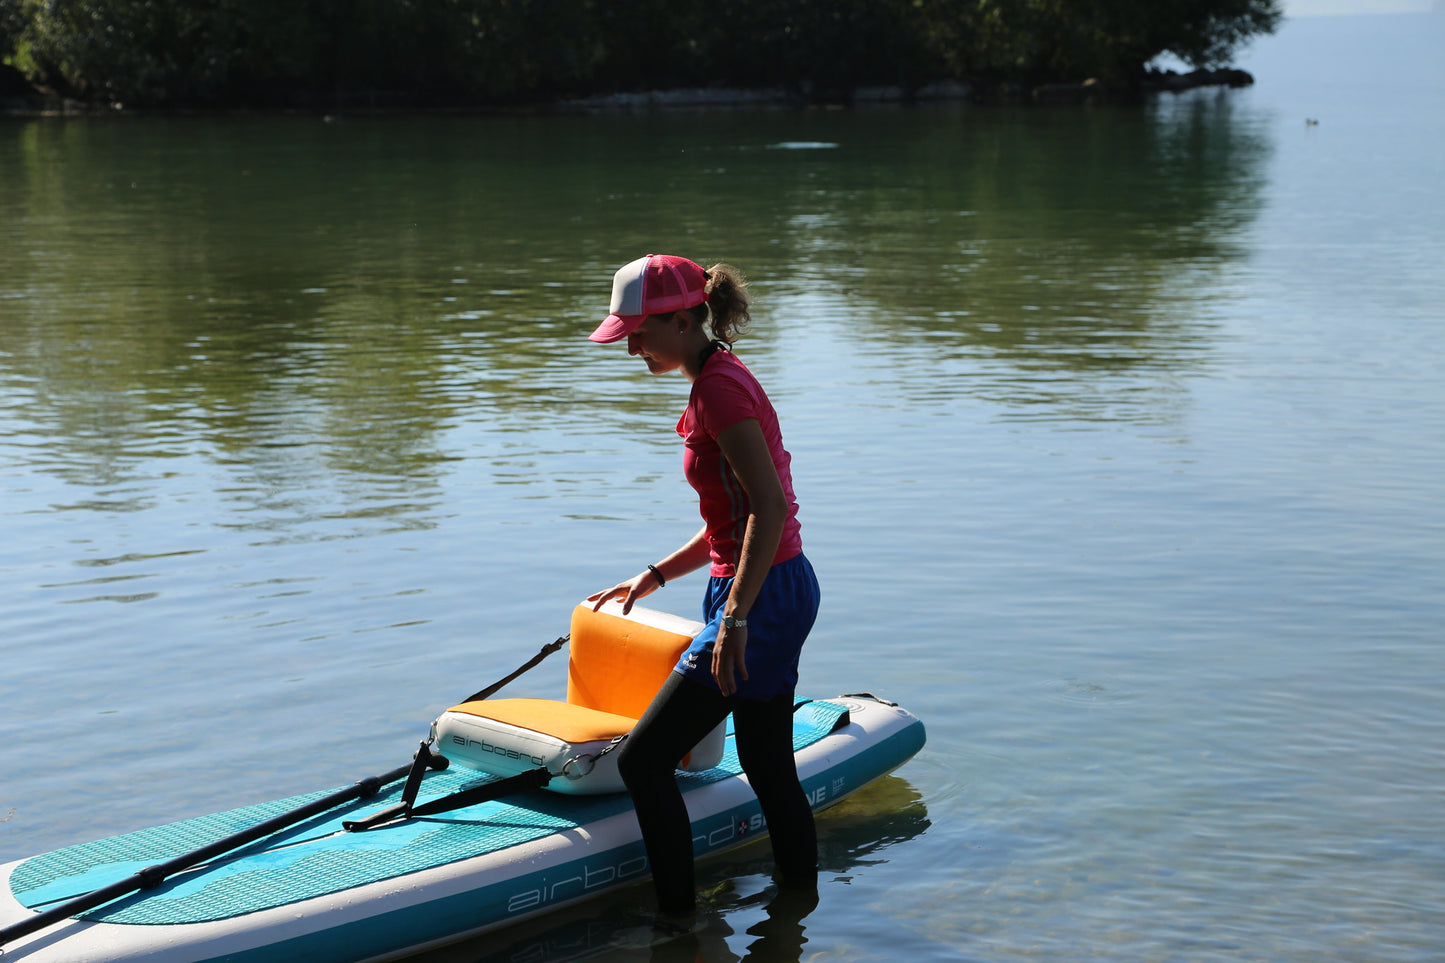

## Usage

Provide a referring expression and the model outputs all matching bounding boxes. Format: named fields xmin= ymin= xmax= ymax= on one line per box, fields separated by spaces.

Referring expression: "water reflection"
xmin=411 ymin=776 xmax=929 ymax=963
xmin=644 ymin=887 xmax=820 ymax=963
xmin=1 ymin=96 xmax=1271 ymax=519
xmin=759 ymin=95 xmax=1270 ymax=425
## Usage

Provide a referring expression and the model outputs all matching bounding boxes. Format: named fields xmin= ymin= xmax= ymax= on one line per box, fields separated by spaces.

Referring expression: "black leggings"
xmin=617 ymin=672 xmax=818 ymax=915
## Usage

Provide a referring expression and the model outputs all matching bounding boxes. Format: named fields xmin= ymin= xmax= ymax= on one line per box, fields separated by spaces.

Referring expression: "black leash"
xmin=344 ymin=633 xmax=573 ymax=832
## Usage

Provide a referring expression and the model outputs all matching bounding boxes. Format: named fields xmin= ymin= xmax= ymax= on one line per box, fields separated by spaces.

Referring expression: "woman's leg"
xmin=617 ymin=672 xmax=731 ymax=915
xmin=733 ymin=693 xmax=818 ymax=886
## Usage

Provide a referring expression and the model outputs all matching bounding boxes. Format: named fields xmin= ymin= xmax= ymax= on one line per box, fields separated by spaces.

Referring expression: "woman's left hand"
xmin=713 ymin=623 xmax=749 ymax=697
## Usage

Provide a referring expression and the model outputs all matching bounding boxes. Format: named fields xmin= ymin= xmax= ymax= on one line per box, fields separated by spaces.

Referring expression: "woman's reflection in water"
xmin=649 ymin=883 xmax=820 ymax=963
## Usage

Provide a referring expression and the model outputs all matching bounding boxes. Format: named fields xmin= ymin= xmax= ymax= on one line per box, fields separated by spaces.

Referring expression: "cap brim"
xmin=588 ymin=313 xmax=644 ymax=344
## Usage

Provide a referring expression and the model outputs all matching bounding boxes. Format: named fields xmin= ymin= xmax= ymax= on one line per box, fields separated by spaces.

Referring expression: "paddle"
xmin=1 ymin=633 xmax=571 ymax=951
xmin=0 ymin=760 xmax=422 ymax=951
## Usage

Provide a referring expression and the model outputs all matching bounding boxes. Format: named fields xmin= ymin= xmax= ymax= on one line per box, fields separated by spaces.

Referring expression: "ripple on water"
xmin=1038 ymin=677 xmax=1149 ymax=710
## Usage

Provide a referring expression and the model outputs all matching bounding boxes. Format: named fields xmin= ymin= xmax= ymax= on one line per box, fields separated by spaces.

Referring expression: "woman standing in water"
xmin=587 ymin=254 xmax=821 ymax=920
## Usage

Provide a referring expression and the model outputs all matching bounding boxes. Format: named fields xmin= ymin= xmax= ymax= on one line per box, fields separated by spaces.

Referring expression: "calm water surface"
xmin=2 ymin=12 xmax=1443 ymax=962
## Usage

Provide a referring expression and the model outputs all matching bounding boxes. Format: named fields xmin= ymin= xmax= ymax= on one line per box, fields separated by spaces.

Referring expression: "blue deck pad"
xmin=10 ymin=701 xmax=851 ymax=925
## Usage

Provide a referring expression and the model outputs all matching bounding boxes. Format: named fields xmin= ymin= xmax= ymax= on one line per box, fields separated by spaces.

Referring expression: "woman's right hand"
xmin=587 ymin=569 xmax=661 ymax=614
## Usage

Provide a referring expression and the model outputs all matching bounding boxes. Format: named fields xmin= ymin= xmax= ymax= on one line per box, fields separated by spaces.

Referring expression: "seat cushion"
xmin=434 ymin=699 xmax=635 ymax=794
xmin=448 ymin=698 xmax=636 ymax=745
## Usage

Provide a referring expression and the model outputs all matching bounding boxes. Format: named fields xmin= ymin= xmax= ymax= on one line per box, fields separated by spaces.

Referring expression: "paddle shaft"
xmin=3 ymin=634 xmax=571 ymax=950
xmin=0 ymin=762 xmax=413 ymax=951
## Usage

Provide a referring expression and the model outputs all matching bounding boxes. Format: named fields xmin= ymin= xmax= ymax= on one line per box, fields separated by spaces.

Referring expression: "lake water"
xmin=2 ymin=11 xmax=1443 ymax=962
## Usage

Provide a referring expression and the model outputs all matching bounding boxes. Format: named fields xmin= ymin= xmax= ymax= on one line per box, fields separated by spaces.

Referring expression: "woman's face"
xmin=627 ymin=313 xmax=687 ymax=374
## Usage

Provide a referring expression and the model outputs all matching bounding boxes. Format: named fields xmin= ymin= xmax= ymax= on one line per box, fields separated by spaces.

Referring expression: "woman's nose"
xmin=627 ymin=332 xmax=643 ymax=356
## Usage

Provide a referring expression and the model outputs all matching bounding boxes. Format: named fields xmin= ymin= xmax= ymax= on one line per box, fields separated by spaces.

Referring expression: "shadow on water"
xmin=403 ymin=774 xmax=930 ymax=963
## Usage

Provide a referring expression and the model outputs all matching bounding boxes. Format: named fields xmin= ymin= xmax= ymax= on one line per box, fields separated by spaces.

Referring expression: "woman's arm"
xmin=711 ymin=417 xmax=788 ymax=696
xmin=589 ymin=525 xmax=712 ymax=614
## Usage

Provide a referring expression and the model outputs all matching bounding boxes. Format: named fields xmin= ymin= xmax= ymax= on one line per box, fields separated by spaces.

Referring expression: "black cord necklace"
xmin=698 ymin=339 xmax=728 ymax=369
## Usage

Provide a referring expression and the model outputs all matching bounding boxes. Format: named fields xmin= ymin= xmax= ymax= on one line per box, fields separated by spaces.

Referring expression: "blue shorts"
xmin=675 ymin=553 xmax=820 ymax=701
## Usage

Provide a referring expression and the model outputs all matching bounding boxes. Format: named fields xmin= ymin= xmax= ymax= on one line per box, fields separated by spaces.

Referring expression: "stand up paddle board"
xmin=0 ymin=604 xmax=926 ymax=963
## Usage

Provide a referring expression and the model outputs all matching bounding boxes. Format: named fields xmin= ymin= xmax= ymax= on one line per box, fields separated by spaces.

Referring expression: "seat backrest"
xmin=567 ymin=602 xmax=703 ymax=721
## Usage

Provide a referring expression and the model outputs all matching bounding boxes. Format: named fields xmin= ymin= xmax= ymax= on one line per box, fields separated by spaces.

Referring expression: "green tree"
xmin=437 ymin=0 xmax=600 ymax=102
xmin=738 ymin=0 xmax=928 ymax=97
xmin=1 ymin=0 xmax=28 ymax=62
xmin=4 ymin=0 xmax=1283 ymax=108
xmin=938 ymin=0 xmax=1282 ymax=85
xmin=1027 ymin=0 xmax=1281 ymax=83
xmin=20 ymin=0 xmax=252 ymax=103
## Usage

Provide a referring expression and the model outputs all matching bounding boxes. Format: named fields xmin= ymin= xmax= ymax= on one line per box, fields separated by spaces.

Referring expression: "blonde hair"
xmin=679 ymin=262 xmax=751 ymax=345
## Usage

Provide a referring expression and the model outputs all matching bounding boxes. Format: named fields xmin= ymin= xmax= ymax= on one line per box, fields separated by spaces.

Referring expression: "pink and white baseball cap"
xmin=589 ymin=254 xmax=710 ymax=344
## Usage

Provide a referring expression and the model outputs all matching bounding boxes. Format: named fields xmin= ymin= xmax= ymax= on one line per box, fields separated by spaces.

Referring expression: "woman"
xmin=587 ymin=253 xmax=822 ymax=920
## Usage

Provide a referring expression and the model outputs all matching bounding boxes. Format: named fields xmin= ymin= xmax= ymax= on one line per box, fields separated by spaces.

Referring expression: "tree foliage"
xmin=3 ymin=0 xmax=1281 ymax=108
xmin=1 ymin=0 xmax=28 ymax=61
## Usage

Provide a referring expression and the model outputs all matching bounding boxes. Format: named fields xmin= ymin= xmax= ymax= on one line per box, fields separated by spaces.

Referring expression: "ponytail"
xmin=700 ymin=262 xmax=751 ymax=346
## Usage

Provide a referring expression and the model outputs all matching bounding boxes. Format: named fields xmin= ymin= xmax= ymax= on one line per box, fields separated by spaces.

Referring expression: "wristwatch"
xmin=722 ymin=615 xmax=748 ymax=630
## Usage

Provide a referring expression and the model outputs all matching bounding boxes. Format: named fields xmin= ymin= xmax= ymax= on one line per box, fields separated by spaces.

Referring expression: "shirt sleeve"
xmin=693 ymin=368 xmax=760 ymax=438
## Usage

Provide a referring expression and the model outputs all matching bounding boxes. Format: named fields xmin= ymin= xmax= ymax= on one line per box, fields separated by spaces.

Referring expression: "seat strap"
xmin=344 ymin=731 xmax=633 ymax=832
xmin=343 ymin=767 xmax=553 ymax=831
xmin=405 ymin=767 xmax=552 ymax=819
xmin=342 ymin=740 xmax=441 ymax=831
xmin=343 ymin=632 xmax=573 ymax=832
xmin=458 ymin=633 xmax=570 ymax=705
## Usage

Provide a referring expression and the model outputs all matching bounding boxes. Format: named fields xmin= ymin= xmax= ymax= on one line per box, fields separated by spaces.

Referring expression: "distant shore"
xmin=560 ymin=68 xmax=1253 ymax=112
xmin=1 ymin=64 xmax=1253 ymax=117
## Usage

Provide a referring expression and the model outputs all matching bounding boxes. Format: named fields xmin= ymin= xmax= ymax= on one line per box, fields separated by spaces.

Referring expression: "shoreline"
xmin=0 ymin=67 xmax=1253 ymax=119
xmin=559 ymin=69 xmax=1254 ymax=112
